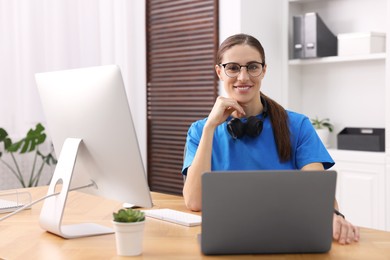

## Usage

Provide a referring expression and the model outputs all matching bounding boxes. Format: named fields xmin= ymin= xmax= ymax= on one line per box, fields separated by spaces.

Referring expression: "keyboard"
xmin=0 ymin=199 xmax=25 ymax=214
xmin=143 ymin=208 xmax=201 ymax=227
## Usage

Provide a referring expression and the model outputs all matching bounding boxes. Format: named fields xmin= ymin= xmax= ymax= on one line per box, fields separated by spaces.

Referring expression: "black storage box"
xmin=337 ymin=127 xmax=385 ymax=152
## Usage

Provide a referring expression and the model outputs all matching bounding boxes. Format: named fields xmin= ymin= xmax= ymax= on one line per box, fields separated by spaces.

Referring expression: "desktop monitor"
xmin=35 ymin=65 xmax=153 ymax=238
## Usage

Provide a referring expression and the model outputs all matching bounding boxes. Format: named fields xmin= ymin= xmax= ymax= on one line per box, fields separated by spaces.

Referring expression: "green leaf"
xmin=0 ymin=128 xmax=13 ymax=151
xmin=10 ymin=123 xmax=47 ymax=154
xmin=7 ymin=142 xmax=21 ymax=152
xmin=0 ymin=128 xmax=8 ymax=142
xmin=37 ymin=150 xmax=58 ymax=166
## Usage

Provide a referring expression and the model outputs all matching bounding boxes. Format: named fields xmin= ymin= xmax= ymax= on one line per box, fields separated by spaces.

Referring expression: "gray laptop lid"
xmin=201 ymin=170 xmax=337 ymax=255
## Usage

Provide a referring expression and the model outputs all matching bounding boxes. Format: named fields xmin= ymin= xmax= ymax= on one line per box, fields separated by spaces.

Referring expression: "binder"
xmin=292 ymin=12 xmax=337 ymax=59
xmin=304 ymin=12 xmax=337 ymax=58
xmin=292 ymin=15 xmax=305 ymax=59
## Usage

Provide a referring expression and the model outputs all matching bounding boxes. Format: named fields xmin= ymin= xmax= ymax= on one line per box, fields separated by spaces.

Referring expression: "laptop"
xmin=201 ymin=170 xmax=337 ymax=255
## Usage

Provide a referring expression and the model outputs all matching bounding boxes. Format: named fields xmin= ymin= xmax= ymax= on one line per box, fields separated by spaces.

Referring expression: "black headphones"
xmin=227 ymin=96 xmax=268 ymax=139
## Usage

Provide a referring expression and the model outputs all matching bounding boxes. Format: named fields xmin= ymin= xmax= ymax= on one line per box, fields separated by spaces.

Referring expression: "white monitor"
xmin=35 ymin=65 xmax=153 ymax=238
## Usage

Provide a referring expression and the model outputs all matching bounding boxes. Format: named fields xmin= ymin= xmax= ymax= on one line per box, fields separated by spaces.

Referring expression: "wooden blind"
xmin=146 ymin=0 xmax=218 ymax=195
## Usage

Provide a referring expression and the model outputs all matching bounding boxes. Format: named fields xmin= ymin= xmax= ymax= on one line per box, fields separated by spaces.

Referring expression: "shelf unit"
xmin=285 ymin=0 xmax=387 ymax=141
xmin=283 ymin=0 xmax=389 ymax=231
xmin=289 ymin=53 xmax=386 ymax=65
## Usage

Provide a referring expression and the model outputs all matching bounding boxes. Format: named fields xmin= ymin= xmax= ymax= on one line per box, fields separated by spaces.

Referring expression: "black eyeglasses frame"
xmin=219 ymin=62 xmax=265 ymax=78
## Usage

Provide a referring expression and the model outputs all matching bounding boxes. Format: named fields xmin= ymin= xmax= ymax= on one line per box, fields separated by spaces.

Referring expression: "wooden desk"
xmin=1 ymin=187 xmax=390 ymax=259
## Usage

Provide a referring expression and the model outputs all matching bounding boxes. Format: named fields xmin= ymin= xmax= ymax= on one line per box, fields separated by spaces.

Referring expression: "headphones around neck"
xmin=227 ymin=96 xmax=268 ymax=139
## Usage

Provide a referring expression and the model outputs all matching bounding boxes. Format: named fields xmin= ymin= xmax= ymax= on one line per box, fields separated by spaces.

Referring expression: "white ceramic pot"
xmin=112 ymin=221 xmax=145 ymax=256
xmin=315 ymin=128 xmax=330 ymax=148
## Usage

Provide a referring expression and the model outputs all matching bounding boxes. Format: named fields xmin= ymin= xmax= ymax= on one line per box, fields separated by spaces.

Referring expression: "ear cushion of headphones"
xmin=227 ymin=97 xmax=268 ymax=139
xmin=227 ymin=118 xmax=246 ymax=139
xmin=245 ymin=116 xmax=263 ymax=137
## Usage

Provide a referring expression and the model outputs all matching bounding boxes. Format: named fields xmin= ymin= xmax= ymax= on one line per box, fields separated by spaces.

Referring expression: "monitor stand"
xmin=39 ymin=138 xmax=113 ymax=239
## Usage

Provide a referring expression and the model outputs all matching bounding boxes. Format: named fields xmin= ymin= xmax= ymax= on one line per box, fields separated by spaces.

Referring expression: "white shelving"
xmin=289 ymin=0 xmax=322 ymax=3
xmin=286 ymin=0 xmax=387 ymax=131
xmin=289 ymin=53 xmax=386 ymax=65
xmin=284 ymin=0 xmax=389 ymax=231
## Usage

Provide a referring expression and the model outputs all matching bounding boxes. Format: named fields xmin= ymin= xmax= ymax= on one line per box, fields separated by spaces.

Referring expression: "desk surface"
xmin=0 ymin=187 xmax=390 ymax=259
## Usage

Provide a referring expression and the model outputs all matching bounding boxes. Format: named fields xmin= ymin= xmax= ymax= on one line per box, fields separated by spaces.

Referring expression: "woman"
xmin=182 ymin=33 xmax=359 ymax=245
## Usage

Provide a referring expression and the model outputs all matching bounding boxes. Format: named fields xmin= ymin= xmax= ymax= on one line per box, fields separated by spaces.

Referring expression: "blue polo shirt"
xmin=182 ymin=111 xmax=334 ymax=175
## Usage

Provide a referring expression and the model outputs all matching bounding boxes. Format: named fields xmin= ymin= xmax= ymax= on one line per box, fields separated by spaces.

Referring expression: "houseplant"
xmin=310 ymin=116 xmax=334 ymax=148
xmin=112 ymin=208 xmax=146 ymax=256
xmin=0 ymin=123 xmax=57 ymax=187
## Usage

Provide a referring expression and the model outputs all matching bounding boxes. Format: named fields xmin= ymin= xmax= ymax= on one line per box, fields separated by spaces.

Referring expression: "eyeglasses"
xmin=219 ymin=62 xmax=265 ymax=78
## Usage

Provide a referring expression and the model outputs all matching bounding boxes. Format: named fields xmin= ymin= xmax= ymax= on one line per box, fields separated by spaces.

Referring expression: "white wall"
xmin=218 ymin=0 xmax=285 ymax=104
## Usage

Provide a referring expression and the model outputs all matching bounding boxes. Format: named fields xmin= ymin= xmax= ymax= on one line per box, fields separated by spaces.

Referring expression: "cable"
xmin=0 ymin=181 xmax=96 ymax=222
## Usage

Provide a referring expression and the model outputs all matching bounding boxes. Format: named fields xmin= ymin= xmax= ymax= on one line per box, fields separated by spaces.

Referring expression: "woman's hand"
xmin=333 ymin=214 xmax=360 ymax=244
xmin=205 ymin=96 xmax=245 ymax=129
xmin=183 ymin=97 xmax=245 ymax=211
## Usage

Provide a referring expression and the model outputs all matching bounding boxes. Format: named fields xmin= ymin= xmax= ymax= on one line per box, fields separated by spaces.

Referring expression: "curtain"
xmin=0 ymin=0 xmax=146 ymax=189
xmin=146 ymin=0 xmax=219 ymax=194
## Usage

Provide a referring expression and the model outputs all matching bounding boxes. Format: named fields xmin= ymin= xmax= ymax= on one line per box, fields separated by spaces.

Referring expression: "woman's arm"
xmin=183 ymin=96 xmax=245 ymax=211
xmin=182 ymin=124 xmax=214 ymax=211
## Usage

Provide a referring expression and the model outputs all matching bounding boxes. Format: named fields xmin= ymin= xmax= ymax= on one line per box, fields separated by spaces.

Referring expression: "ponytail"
xmin=261 ymin=92 xmax=291 ymax=162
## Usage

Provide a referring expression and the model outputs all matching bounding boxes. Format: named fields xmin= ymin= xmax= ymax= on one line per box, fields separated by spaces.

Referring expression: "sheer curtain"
xmin=0 ymin=0 xmax=146 ymax=188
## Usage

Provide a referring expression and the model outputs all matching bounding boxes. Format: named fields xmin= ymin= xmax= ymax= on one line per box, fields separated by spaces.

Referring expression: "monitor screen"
xmin=35 ymin=65 xmax=153 ymax=238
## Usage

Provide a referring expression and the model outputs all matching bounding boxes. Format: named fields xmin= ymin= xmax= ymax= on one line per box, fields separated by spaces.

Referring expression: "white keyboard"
xmin=143 ymin=208 xmax=201 ymax=227
xmin=0 ymin=199 xmax=24 ymax=214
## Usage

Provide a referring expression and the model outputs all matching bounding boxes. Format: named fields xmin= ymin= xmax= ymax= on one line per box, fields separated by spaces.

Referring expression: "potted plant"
xmin=0 ymin=123 xmax=57 ymax=188
xmin=112 ymin=208 xmax=146 ymax=256
xmin=310 ymin=116 xmax=334 ymax=148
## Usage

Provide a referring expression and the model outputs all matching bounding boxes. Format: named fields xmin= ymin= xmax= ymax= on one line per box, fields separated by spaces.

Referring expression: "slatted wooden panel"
xmin=146 ymin=0 xmax=218 ymax=195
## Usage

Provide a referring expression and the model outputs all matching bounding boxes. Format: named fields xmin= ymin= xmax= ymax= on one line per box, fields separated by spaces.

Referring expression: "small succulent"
xmin=113 ymin=208 xmax=145 ymax=223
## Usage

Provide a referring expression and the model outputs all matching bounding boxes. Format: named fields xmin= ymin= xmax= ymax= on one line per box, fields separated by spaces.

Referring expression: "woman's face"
xmin=215 ymin=44 xmax=266 ymax=106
